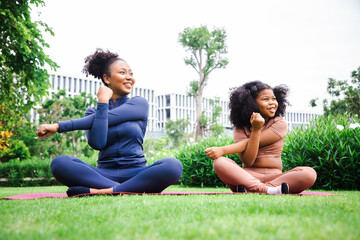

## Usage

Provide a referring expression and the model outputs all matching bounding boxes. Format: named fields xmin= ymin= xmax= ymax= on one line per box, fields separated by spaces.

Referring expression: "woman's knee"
xmin=50 ymin=155 xmax=72 ymax=174
xmin=296 ymin=166 xmax=317 ymax=186
xmin=160 ymin=158 xmax=183 ymax=179
xmin=213 ymin=157 xmax=229 ymax=172
xmin=303 ymin=167 xmax=317 ymax=184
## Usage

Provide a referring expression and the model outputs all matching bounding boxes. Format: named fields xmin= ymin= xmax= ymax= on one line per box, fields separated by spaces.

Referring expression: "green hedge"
xmin=282 ymin=114 xmax=360 ymax=190
xmin=175 ymin=136 xmax=240 ymax=187
xmin=0 ymin=157 xmax=97 ymax=187
xmin=0 ymin=158 xmax=55 ymax=187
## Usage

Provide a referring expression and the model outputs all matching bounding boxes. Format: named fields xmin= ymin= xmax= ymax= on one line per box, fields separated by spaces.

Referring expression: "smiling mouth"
xmin=124 ymin=83 xmax=132 ymax=88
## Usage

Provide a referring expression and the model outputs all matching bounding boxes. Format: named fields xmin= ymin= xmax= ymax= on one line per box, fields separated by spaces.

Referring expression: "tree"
xmin=0 ymin=0 xmax=58 ymax=131
xmin=165 ymin=118 xmax=190 ymax=147
xmin=179 ymin=26 xmax=228 ymax=141
xmin=310 ymin=67 xmax=360 ymax=116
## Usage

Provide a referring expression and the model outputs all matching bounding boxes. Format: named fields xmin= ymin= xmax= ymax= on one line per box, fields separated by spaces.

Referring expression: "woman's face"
xmin=104 ymin=60 xmax=135 ymax=97
xmin=256 ymin=89 xmax=278 ymax=120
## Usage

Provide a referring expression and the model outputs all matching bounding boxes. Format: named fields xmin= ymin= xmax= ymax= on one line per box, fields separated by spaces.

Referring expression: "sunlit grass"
xmin=0 ymin=186 xmax=359 ymax=240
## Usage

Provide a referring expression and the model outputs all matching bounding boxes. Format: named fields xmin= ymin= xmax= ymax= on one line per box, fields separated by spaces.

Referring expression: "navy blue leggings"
xmin=50 ymin=155 xmax=183 ymax=193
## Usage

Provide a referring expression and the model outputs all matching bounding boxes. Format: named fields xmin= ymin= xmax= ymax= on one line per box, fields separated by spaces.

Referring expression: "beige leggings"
xmin=213 ymin=157 xmax=317 ymax=193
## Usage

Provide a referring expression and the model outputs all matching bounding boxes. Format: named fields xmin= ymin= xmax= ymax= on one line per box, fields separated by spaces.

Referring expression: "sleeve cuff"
xmin=58 ymin=120 xmax=73 ymax=133
xmin=96 ymin=102 xmax=109 ymax=119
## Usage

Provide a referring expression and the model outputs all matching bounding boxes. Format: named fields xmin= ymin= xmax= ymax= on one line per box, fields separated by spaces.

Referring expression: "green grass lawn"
xmin=0 ymin=186 xmax=359 ymax=240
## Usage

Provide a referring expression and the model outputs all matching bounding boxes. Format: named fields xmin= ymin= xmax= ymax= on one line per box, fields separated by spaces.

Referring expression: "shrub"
xmin=0 ymin=139 xmax=30 ymax=163
xmin=0 ymin=158 xmax=55 ymax=187
xmin=175 ymin=136 xmax=241 ymax=187
xmin=0 ymin=156 xmax=98 ymax=187
xmin=282 ymin=114 xmax=360 ymax=190
xmin=10 ymin=121 xmax=42 ymax=157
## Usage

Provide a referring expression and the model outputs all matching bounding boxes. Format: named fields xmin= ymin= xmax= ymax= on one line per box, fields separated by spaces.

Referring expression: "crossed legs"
xmin=213 ymin=157 xmax=317 ymax=194
xmin=51 ymin=155 xmax=183 ymax=196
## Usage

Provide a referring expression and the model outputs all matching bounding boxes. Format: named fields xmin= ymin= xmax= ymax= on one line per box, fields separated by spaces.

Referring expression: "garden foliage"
xmin=0 ymin=157 xmax=98 ymax=187
xmin=310 ymin=66 xmax=360 ymax=116
xmin=175 ymin=136 xmax=240 ymax=187
xmin=0 ymin=0 xmax=58 ymax=131
xmin=165 ymin=118 xmax=190 ymax=147
xmin=0 ymin=158 xmax=55 ymax=187
xmin=282 ymin=114 xmax=360 ymax=190
xmin=0 ymin=90 xmax=98 ymax=163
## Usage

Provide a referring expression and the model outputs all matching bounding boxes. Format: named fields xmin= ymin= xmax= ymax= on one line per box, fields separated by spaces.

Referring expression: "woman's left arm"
xmin=107 ymin=97 xmax=149 ymax=126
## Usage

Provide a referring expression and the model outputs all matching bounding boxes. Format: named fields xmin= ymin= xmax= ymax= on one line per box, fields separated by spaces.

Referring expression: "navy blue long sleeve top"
xmin=58 ymin=96 xmax=149 ymax=168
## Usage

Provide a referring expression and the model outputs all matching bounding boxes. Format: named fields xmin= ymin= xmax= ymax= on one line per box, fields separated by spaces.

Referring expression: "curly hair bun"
xmin=82 ymin=48 xmax=123 ymax=81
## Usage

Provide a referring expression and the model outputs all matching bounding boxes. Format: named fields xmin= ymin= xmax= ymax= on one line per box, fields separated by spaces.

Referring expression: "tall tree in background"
xmin=310 ymin=66 xmax=360 ymax=116
xmin=0 ymin=0 xmax=58 ymax=131
xmin=179 ymin=26 xmax=228 ymax=141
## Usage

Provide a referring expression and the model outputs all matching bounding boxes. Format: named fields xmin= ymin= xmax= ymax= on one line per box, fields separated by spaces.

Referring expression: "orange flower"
xmin=0 ymin=130 xmax=13 ymax=152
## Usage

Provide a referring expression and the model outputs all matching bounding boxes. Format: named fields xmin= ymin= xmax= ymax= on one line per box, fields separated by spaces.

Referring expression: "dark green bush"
xmin=175 ymin=136 xmax=240 ymax=187
xmin=0 ymin=156 xmax=97 ymax=187
xmin=0 ymin=139 xmax=30 ymax=163
xmin=282 ymin=114 xmax=360 ymax=190
xmin=0 ymin=158 xmax=55 ymax=187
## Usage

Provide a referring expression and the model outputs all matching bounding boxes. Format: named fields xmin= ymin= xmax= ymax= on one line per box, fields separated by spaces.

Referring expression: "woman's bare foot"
xmin=90 ymin=187 xmax=114 ymax=194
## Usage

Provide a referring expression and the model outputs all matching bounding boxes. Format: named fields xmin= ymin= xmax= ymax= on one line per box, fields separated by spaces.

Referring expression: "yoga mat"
xmin=1 ymin=191 xmax=338 ymax=200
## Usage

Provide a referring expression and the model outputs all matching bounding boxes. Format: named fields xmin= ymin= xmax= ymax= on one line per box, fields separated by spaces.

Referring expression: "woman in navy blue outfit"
xmin=36 ymin=49 xmax=183 ymax=197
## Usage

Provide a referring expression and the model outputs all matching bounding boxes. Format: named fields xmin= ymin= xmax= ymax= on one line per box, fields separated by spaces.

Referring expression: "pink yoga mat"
xmin=1 ymin=191 xmax=338 ymax=200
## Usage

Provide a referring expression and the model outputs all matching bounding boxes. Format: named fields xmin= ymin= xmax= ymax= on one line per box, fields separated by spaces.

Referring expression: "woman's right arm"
xmin=239 ymin=113 xmax=264 ymax=167
xmin=71 ymin=86 xmax=112 ymax=150
xmin=204 ymin=139 xmax=249 ymax=159
xmin=84 ymin=103 xmax=109 ymax=150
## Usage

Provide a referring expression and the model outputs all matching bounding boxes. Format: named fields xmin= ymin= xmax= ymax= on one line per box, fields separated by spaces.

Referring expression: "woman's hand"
xmin=250 ymin=112 xmax=265 ymax=130
xmin=204 ymin=147 xmax=224 ymax=160
xmin=35 ymin=123 xmax=60 ymax=139
xmin=97 ymin=86 xmax=113 ymax=103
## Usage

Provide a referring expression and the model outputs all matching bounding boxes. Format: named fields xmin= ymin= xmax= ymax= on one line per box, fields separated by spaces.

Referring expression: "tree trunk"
xmin=195 ymin=73 xmax=206 ymax=141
